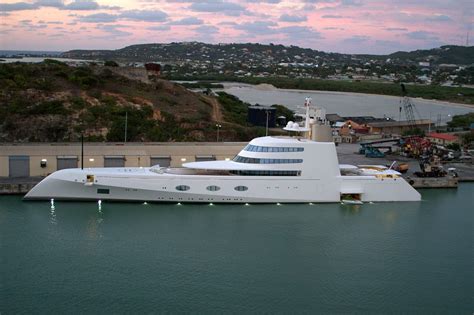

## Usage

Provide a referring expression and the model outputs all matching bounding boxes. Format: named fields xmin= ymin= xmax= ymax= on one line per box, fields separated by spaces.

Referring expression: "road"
xmin=336 ymin=143 xmax=474 ymax=180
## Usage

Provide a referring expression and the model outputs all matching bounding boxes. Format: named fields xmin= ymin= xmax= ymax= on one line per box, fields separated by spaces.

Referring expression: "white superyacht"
xmin=25 ymin=99 xmax=421 ymax=203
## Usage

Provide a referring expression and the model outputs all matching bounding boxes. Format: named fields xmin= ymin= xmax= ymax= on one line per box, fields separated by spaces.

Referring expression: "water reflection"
xmin=85 ymin=203 xmax=105 ymax=239
xmin=339 ymin=204 xmax=363 ymax=215
xmin=49 ymin=207 xmax=57 ymax=225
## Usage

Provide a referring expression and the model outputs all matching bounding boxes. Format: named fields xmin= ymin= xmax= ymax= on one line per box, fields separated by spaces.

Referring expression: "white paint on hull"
xmin=24 ymin=136 xmax=421 ymax=203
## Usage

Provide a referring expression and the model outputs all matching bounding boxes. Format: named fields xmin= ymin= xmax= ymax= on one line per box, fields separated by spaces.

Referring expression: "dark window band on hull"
xmin=244 ymin=145 xmax=304 ymax=152
xmin=234 ymin=186 xmax=248 ymax=191
xmin=97 ymin=188 xmax=110 ymax=194
xmin=230 ymin=170 xmax=301 ymax=176
xmin=233 ymin=156 xmax=303 ymax=164
xmin=206 ymin=185 xmax=220 ymax=191
xmin=176 ymin=185 xmax=190 ymax=191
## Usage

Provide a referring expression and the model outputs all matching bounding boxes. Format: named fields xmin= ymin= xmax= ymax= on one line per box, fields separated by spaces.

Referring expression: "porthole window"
xmin=234 ymin=186 xmax=248 ymax=191
xmin=175 ymin=185 xmax=190 ymax=191
xmin=206 ymin=185 xmax=220 ymax=191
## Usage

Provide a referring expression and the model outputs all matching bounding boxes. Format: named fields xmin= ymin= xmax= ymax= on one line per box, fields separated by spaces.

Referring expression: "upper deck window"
xmin=244 ymin=145 xmax=304 ymax=153
xmin=233 ymin=156 xmax=303 ymax=164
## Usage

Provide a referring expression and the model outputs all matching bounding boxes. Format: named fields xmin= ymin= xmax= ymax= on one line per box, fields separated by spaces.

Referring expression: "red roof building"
xmin=426 ymin=133 xmax=459 ymax=146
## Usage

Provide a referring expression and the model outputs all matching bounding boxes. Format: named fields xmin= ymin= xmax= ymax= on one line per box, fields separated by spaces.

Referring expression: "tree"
xmin=104 ymin=60 xmax=119 ymax=67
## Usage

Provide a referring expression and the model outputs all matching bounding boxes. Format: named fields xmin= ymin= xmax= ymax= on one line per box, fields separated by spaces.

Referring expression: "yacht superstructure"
xmin=24 ymin=99 xmax=421 ymax=203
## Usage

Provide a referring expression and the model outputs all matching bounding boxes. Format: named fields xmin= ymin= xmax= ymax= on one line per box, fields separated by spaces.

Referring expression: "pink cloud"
xmin=0 ymin=0 xmax=471 ymax=53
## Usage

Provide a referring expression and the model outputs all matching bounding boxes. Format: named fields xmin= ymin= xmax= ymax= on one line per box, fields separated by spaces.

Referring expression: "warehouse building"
xmin=0 ymin=142 xmax=245 ymax=178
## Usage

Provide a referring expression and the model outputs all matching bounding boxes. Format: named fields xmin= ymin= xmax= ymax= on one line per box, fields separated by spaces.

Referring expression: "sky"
xmin=0 ymin=0 xmax=473 ymax=54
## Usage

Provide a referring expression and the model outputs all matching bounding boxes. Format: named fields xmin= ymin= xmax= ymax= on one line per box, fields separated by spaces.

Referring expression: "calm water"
xmin=219 ymin=83 xmax=474 ymax=120
xmin=1 ymin=184 xmax=473 ymax=313
xmin=0 ymin=57 xmax=92 ymax=64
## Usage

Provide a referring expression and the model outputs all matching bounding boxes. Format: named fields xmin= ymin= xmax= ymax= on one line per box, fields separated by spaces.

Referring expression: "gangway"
xmin=359 ymin=138 xmax=400 ymax=156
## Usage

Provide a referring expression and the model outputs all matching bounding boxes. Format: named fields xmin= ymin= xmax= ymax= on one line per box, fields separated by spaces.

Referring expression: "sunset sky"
xmin=1 ymin=0 xmax=472 ymax=54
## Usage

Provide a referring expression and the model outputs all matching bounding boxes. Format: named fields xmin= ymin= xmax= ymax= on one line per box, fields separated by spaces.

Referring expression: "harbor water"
xmin=1 ymin=184 xmax=473 ymax=313
xmin=219 ymin=83 xmax=474 ymax=120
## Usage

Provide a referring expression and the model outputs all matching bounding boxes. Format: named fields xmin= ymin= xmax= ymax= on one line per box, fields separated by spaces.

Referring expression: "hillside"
xmin=0 ymin=61 xmax=263 ymax=142
xmin=387 ymin=45 xmax=474 ymax=65
xmin=62 ymin=42 xmax=474 ymax=66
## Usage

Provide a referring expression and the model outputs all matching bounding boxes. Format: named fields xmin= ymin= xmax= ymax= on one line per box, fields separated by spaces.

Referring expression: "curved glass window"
xmin=233 ymin=156 xmax=303 ymax=164
xmin=175 ymin=185 xmax=190 ymax=191
xmin=234 ymin=186 xmax=248 ymax=191
xmin=206 ymin=185 xmax=220 ymax=191
xmin=244 ymin=145 xmax=304 ymax=152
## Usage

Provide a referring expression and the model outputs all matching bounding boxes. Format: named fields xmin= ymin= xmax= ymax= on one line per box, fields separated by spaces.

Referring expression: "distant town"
xmin=57 ymin=42 xmax=474 ymax=87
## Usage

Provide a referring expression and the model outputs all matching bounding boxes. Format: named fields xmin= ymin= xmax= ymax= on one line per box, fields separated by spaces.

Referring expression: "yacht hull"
xmin=24 ymin=168 xmax=421 ymax=203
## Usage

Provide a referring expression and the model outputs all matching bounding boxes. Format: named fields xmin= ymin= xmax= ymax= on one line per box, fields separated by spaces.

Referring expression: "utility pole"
xmin=428 ymin=112 xmax=431 ymax=134
xmin=81 ymin=133 xmax=84 ymax=170
xmin=216 ymin=123 xmax=222 ymax=142
xmin=265 ymin=110 xmax=269 ymax=136
xmin=124 ymin=111 xmax=128 ymax=143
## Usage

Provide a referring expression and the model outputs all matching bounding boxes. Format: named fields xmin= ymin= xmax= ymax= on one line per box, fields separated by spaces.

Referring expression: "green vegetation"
xmin=179 ymin=82 xmax=224 ymax=89
xmin=446 ymin=143 xmax=461 ymax=151
xmin=447 ymin=112 xmax=474 ymax=128
xmin=64 ymin=43 xmax=474 ymax=66
xmin=43 ymin=59 xmax=67 ymax=66
xmin=461 ymin=133 xmax=474 ymax=146
xmin=217 ymin=92 xmax=249 ymax=125
xmin=402 ymin=128 xmax=425 ymax=137
xmin=104 ymin=60 xmax=119 ymax=67
xmin=0 ymin=62 xmax=276 ymax=142
xmin=69 ymin=66 xmax=100 ymax=88
xmin=388 ymin=45 xmax=474 ymax=65
xmin=271 ymin=104 xmax=295 ymax=121
xmin=0 ymin=62 xmax=212 ymax=142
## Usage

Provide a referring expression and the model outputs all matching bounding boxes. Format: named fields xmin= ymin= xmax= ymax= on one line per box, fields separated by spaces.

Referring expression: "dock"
xmin=406 ymin=176 xmax=459 ymax=189
xmin=0 ymin=142 xmax=472 ymax=195
xmin=0 ymin=178 xmax=42 ymax=195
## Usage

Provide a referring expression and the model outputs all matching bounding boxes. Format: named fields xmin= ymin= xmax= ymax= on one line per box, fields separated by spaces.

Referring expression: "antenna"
xmin=467 ymin=30 xmax=470 ymax=46
xmin=283 ymin=98 xmax=311 ymax=133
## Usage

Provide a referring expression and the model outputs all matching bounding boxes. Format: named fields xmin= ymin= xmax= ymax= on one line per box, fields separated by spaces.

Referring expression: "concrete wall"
xmin=0 ymin=156 xmax=8 ymax=177
xmin=0 ymin=142 xmax=246 ymax=177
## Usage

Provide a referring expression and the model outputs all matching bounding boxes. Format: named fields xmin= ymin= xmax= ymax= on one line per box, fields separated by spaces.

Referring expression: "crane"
xmin=400 ymin=83 xmax=417 ymax=129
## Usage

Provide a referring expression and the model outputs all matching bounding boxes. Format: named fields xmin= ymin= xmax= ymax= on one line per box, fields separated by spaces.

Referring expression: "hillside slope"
xmin=62 ymin=42 xmax=474 ymax=65
xmin=0 ymin=61 xmax=261 ymax=142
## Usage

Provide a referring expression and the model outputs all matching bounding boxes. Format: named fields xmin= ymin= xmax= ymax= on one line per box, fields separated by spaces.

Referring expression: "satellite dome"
xmin=292 ymin=122 xmax=300 ymax=129
xmin=286 ymin=121 xmax=294 ymax=127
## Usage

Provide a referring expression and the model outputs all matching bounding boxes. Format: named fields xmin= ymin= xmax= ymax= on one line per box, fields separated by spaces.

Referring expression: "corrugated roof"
xmin=427 ymin=133 xmax=458 ymax=141
xmin=367 ymin=119 xmax=431 ymax=128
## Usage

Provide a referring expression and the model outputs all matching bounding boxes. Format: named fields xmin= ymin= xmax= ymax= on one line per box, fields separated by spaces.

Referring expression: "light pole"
xmin=428 ymin=112 xmax=431 ymax=133
xmin=124 ymin=111 xmax=128 ymax=143
xmin=216 ymin=123 xmax=222 ymax=142
xmin=265 ymin=110 xmax=269 ymax=136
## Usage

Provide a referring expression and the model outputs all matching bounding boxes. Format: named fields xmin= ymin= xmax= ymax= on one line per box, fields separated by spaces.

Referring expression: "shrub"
xmin=104 ymin=60 xmax=119 ymax=67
